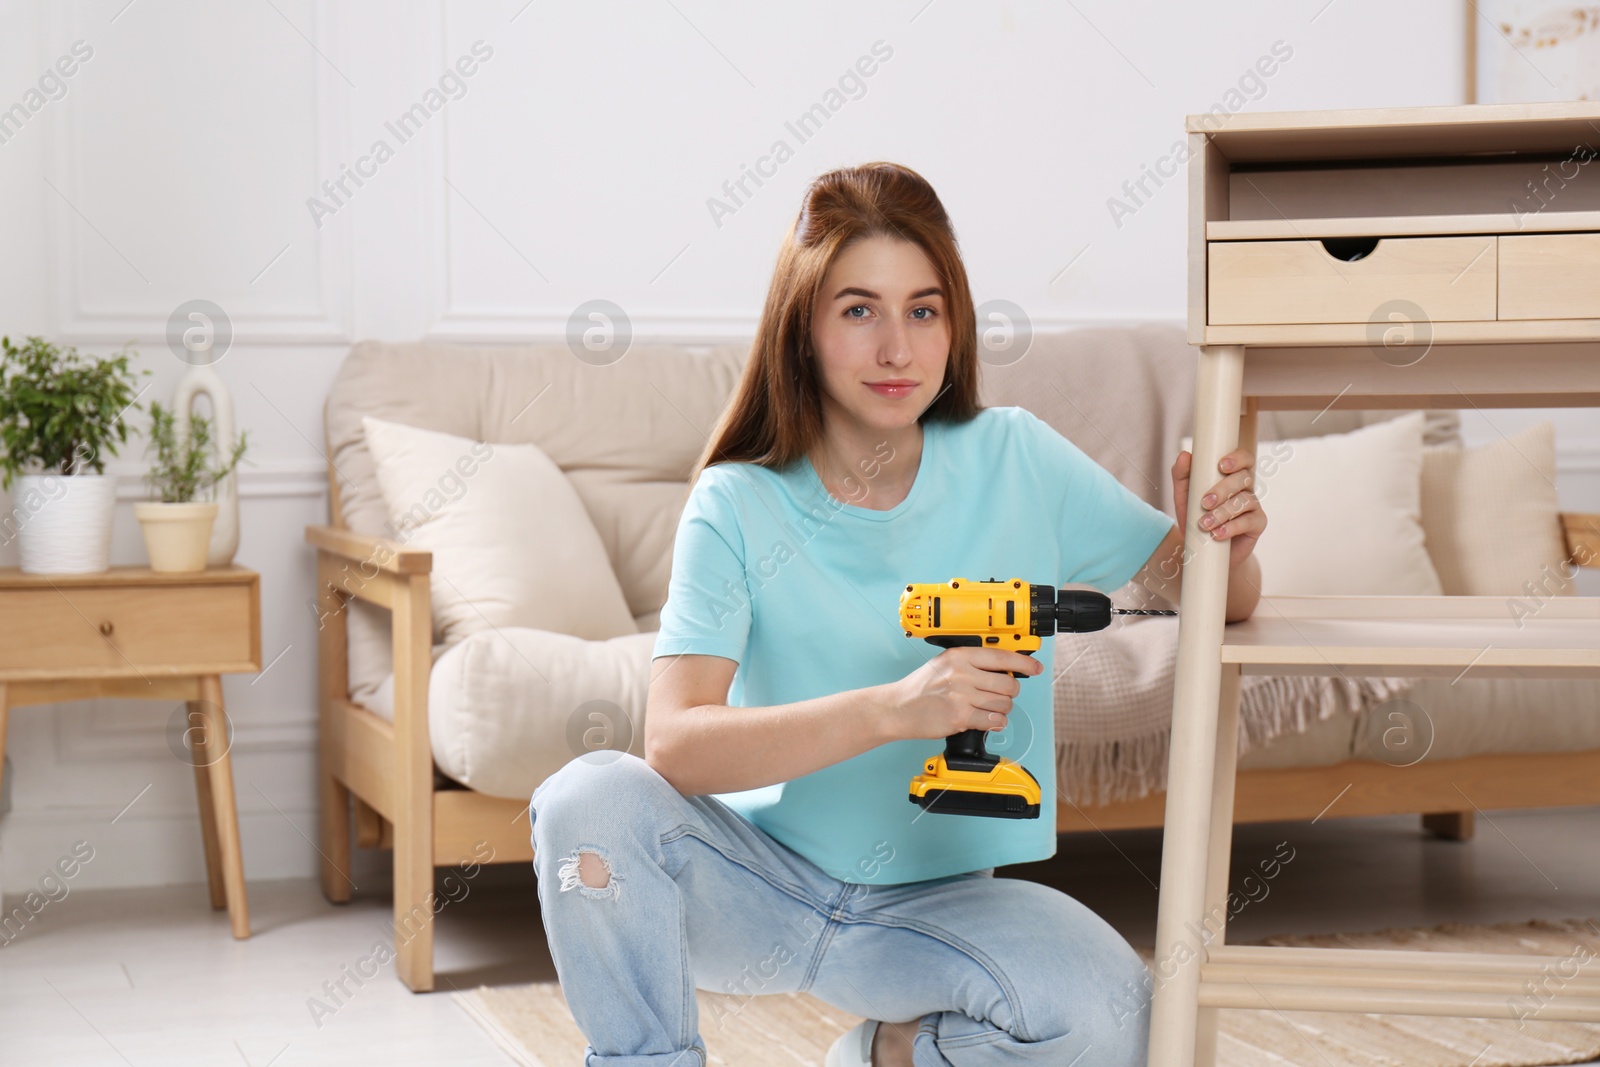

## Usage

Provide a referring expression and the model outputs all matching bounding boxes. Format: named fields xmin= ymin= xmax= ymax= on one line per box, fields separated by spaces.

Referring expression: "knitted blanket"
xmin=1050 ymin=613 xmax=1415 ymax=805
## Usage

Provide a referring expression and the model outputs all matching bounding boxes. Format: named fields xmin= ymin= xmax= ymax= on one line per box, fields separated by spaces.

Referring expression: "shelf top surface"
xmin=1206 ymin=210 xmax=1600 ymax=240
xmin=1188 ymin=101 xmax=1600 ymax=163
xmin=0 ymin=564 xmax=258 ymax=589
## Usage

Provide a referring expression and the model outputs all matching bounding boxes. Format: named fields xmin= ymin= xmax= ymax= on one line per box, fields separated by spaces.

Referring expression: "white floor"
xmin=3 ymin=806 xmax=1598 ymax=1066
xmin=0 ymin=871 xmax=543 ymax=1066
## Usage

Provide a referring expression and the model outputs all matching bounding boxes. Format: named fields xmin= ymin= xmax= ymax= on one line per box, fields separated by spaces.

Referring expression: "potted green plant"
xmin=0 ymin=335 xmax=146 ymax=573
xmin=135 ymin=400 xmax=248 ymax=572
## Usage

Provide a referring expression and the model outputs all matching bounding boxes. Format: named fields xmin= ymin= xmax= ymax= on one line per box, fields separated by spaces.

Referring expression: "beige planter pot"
xmin=134 ymin=501 xmax=219 ymax=573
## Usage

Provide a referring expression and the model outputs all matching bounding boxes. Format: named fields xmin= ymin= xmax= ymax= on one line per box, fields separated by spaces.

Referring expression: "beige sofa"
xmin=305 ymin=325 xmax=1600 ymax=991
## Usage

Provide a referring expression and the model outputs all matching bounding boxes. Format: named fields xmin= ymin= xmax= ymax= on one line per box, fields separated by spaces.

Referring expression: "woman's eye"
xmin=846 ymin=305 xmax=870 ymax=319
xmin=911 ymin=306 xmax=937 ymax=320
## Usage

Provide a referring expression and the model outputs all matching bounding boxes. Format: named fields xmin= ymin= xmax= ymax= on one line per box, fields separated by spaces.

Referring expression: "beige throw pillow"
xmin=361 ymin=415 xmax=638 ymax=647
xmin=1420 ymin=421 xmax=1569 ymax=597
xmin=1183 ymin=410 xmax=1443 ymax=596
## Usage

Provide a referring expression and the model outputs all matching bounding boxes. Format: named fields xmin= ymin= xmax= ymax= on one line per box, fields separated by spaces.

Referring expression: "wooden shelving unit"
xmin=1149 ymin=102 xmax=1600 ymax=1066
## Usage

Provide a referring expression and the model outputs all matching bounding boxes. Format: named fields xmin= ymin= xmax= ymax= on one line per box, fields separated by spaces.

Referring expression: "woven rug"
xmin=456 ymin=918 xmax=1600 ymax=1067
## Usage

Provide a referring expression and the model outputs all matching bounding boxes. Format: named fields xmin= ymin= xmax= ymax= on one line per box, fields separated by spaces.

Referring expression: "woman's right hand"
xmin=880 ymin=647 xmax=1045 ymax=742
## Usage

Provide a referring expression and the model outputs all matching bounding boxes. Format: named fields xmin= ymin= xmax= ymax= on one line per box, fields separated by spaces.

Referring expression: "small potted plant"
xmin=135 ymin=400 xmax=248 ymax=573
xmin=0 ymin=335 xmax=146 ymax=573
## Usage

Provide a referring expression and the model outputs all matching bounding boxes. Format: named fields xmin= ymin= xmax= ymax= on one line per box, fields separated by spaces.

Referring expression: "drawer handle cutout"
xmin=1320 ymin=236 xmax=1379 ymax=262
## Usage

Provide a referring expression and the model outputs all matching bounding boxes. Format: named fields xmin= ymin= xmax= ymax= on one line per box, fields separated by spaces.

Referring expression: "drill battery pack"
xmin=909 ymin=752 xmax=1042 ymax=819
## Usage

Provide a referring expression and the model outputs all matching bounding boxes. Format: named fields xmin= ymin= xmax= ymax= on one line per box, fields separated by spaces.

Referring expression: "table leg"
xmin=1148 ymin=343 xmax=1245 ymax=1067
xmin=0 ymin=683 xmax=6 ymax=916
xmin=198 ymin=675 xmax=250 ymax=938
xmin=1194 ymin=399 xmax=1256 ymax=1067
xmin=190 ymin=698 xmax=227 ymax=910
xmin=0 ymin=682 xmax=9 ymax=801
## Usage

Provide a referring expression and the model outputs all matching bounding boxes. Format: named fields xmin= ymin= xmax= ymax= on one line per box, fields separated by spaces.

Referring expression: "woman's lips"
xmin=866 ymin=382 xmax=916 ymax=398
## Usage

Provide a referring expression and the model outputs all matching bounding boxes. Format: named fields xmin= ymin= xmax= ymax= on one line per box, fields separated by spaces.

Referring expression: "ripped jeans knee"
xmin=556 ymin=844 xmax=622 ymax=901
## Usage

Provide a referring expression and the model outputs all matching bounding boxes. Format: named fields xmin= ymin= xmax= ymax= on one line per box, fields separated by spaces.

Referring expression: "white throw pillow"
xmin=1181 ymin=411 xmax=1443 ymax=596
xmin=360 ymin=415 xmax=638 ymax=647
xmin=1420 ymin=421 xmax=1568 ymax=597
xmin=422 ymin=628 xmax=656 ymax=798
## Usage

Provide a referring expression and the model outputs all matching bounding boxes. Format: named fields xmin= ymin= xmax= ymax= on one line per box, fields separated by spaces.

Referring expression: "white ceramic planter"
xmin=13 ymin=473 xmax=117 ymax=574
xmin=134 ymin=501 xmax=219 ymax=573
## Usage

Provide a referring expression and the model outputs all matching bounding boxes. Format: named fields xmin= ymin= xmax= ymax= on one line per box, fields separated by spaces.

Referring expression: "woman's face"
xmin=809 ymin=234 xmax=949 ymax=438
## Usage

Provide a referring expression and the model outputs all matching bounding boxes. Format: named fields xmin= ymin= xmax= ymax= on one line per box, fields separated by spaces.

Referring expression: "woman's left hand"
xmin=1172 ymin=446 xmax=1267 ymax=568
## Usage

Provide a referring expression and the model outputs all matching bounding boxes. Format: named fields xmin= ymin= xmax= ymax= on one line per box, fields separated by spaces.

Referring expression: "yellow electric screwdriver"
xmin=898 ymin=577 xmax=1176 ymax=819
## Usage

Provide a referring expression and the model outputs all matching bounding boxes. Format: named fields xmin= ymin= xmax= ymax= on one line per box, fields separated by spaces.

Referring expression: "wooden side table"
xmin=0 ymin=564 xmax=261 ymax=938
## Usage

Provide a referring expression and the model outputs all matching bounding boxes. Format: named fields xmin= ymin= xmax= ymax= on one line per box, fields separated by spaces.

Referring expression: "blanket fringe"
xmin=1057 ymin=673 xmax=1417 ymax=808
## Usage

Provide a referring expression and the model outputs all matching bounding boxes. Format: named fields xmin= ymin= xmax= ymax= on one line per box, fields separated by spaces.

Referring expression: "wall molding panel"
xmin=45 ymin=0 xmax=353 ymax=346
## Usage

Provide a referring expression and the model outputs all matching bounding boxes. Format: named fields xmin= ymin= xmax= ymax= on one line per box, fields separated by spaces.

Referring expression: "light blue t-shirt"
xmin=650 ymin=404 xmax=1175 ymax=884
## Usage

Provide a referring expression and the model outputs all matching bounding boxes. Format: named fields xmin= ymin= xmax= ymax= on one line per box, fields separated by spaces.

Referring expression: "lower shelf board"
xmin=1196 ymin=944 xmax=1600 ymax=1019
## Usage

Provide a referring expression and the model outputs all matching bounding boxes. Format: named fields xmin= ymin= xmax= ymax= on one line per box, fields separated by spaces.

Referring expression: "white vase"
xmin=134 ymin=501 xmax=219 ymax=573
xmin=172 ymin=366 xmax=240 ymax=566
xmin=14 ymin=472 xmax=117 ymax=574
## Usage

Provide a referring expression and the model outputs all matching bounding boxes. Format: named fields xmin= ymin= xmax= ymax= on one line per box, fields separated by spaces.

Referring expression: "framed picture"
xmin=1468 ymin=2 xmax=1600 ymax=103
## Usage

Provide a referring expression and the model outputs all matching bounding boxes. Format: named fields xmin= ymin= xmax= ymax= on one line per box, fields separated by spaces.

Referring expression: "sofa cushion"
xmin=1183 ymin=411 xmax=1443 ymax=596
xmin=1266 ymin=406 xmax=1462 ymax=448
xmin=368 ymin=628 xmax=656 ymax=799
xmin=1354 ymin=674 xmax=1600 ymax=762
xmin=362 ymin=414 xmax=638 ymax=646
xmin=1234 ymin=673 xmax=1600 ymax=771
xmin=324 ymin=340 xmax=750 ymax=709
xmin=1420 ymin=420 xmax=1569 ymax=597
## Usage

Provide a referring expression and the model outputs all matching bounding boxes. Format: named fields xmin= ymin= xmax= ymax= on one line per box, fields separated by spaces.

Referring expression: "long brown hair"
xmin=689 ymin=161 xmax=983 ymax=489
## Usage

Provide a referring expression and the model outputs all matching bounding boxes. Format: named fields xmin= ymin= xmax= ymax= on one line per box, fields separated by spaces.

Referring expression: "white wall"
xmin=0 ymin=0 xmax=1595 ymax=893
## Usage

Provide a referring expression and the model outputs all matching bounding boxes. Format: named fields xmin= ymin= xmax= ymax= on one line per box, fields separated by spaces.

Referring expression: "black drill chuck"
xmin=1027 ymin=585 xmax=1175 ymax=637
xmin=1029 ymin=586 xmax=1112 ymax=636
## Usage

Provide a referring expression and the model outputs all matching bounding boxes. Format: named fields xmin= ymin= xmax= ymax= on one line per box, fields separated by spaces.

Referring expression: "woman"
xmin=529 ymin=161 xmax=1266 ymax=1067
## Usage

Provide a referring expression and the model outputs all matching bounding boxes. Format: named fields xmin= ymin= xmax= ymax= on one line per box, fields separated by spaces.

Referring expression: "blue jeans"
xmin=528 ymin=752 xmax=1151 ymax=1067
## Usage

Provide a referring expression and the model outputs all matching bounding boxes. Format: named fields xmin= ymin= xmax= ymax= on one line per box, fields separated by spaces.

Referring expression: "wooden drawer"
xmin=1499 ymin=233 xmax=1600 ymax=319
xmin=0 ymin=580 xmax=256 ymax=677
xmin=1208 ymin=235 xmax=1497 ymax=325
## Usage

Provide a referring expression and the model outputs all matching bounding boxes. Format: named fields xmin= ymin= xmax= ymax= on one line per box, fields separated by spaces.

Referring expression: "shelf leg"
xmin=1148 ymin=343 xmax=1245 ymax=1067
xmin=0 ymin=683 xmax=6 ymax=915
xmin=1422 ymin=811 xmax=1475 ymax=840
xmin=1193 ymin=662 xmax=1243 ymax=1067
xmin=0 ymin=683 xmax=8 ymax=804
xmin=190 ymin=698 xmax=228 ymax=910
xmin=0 ymin=687 xmax=5 ymax=915
xmin=1194 ymin=399 xmax=1254 ymax=1067
xmin=198 ymin=675 xmax=251 ymax=939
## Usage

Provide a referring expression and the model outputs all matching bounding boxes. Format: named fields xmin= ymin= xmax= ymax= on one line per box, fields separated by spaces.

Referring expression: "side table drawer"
xmin=0 ymin=583 xmax=255 ymax=675
xmin=1208 ymin=235 xmax=1498 ymax=325
xmin=1499 ymin=233 xmax=1600 ymax=319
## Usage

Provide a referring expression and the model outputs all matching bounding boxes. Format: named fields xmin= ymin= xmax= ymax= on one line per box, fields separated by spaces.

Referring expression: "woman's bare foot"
xmin=870 ymin=1018 xmax=918 ymax=1067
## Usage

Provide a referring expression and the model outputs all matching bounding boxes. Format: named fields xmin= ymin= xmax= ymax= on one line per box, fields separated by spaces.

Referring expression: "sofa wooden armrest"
xmin=305 ymin=524 xmax=432 ymax=577
xmin=305 ymin=520 xmax=439 ymax=991
xmin=1562 ymin=512 xmax=1600 ymax=563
